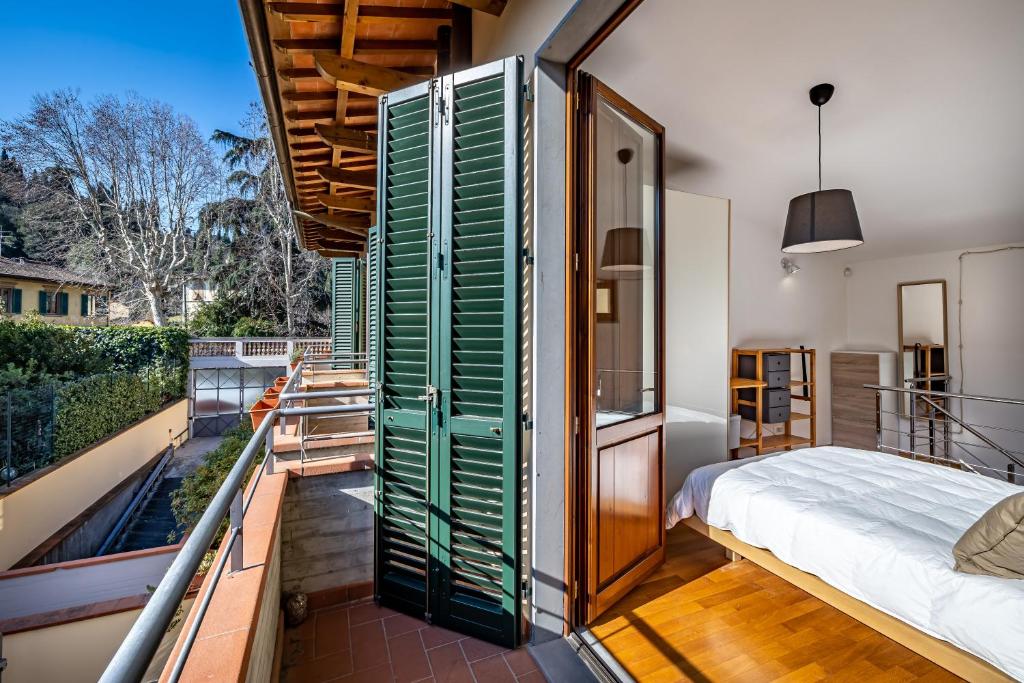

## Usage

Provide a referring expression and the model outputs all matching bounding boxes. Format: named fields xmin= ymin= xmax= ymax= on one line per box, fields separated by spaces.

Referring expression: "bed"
xmin=666 ymin=446 xmax=1024 ymax=682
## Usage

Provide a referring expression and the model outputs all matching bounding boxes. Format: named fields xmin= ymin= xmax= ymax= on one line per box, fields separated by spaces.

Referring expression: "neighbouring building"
xmin=0 ymin=256 xmax=111 ymax=326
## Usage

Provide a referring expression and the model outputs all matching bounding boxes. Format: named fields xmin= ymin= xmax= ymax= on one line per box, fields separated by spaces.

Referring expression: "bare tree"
xmin=209 ymin=104 xmax=327 ymax=335
xmin=1 ymin=91 xmax=218 ymax=325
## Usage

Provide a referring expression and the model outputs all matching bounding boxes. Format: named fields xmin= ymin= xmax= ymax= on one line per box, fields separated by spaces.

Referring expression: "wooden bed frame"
xmin=682 ymin=516 xmax=1013 ymax=683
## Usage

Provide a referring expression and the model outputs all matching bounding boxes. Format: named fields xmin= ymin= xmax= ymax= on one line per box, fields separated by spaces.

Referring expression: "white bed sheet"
xmin=676 ymin=446 xmax=1024 ymax=680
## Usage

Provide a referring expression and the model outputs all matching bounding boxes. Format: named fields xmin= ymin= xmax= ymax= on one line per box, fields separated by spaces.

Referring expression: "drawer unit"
xmin=738 ymin=352 xmax=790 ymax=378
xmin=740 ymin=402 xmax=791 ymax=424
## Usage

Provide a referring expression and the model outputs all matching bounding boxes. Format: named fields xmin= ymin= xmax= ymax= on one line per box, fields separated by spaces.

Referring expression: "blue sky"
xmin=1 ymin=1 xmax=260 ymax=139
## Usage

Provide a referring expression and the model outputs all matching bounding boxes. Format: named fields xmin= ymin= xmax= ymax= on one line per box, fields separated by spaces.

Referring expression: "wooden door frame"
xmin=565 ymin=5 xmax=666 ymax=625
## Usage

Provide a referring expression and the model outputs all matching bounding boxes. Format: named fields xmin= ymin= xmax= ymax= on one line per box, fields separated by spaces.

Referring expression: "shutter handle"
xmin=490 ymin=426 xmax=502 ymax=435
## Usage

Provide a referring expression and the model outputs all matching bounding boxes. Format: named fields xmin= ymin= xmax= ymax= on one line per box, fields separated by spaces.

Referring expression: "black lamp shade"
xmin=782 ymin=189 xmax=863 ymax=254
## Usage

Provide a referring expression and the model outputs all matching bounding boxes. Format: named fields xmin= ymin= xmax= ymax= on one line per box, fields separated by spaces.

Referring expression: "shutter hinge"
xmin=522 ymin=247 xmax=534 ymax=267
xmin=522 ymin=413 xmax=533 ymax=431
xmin=436 ymin=86 xmax=449 ymax=126
xmin=522 ymin=578 xmax=531 ymax=596
xmin=523 ymin=82 xmax=534 ymax=102
xmin=436 ymin=251 xmax=445 ymax=271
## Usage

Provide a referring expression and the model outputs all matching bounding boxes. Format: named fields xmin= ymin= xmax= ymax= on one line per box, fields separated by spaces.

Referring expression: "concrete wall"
xmin=0 ymin=277 xmax=108 ymax=326
xmin=0 ymin=400 xmax=188 ymax=570
xmin=246 ymin=525 xmax=281 ymax=683
xmin=280 ymin=470 xmax=373 ymax=595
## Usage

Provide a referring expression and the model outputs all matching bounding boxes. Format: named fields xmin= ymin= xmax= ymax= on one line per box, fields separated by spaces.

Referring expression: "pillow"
xmin=953 ymin=492 xmax=1024 ymax=579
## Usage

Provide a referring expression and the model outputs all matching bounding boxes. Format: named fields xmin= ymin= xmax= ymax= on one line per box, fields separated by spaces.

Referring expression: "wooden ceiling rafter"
xmin=256 ymin=0 xmax=501 ymax=253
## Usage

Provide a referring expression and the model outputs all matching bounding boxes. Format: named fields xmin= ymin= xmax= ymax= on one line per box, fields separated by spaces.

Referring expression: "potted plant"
xmin=274 ymin=376 xmax=289 ymax=391
xmin=262 ymin=385 xmax=281 ymax=408
xmin=289 ymin=348 xmax=304 ymax=371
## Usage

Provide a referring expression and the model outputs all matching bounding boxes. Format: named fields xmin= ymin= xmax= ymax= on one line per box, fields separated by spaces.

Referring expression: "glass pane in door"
xmin=593 ymin=94 xmax=660 ymax=428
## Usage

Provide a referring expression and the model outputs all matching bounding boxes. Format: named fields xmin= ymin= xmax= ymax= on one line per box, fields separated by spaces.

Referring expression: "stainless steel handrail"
xmin=865 ymin=384 xmax=1024 ymax=407
xmin=100 ymin=359 xmax=373 ymax=683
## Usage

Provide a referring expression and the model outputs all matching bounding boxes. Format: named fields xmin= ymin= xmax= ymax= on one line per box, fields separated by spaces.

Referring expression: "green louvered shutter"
xmin=38 ymin=291 xmax=47 ymax=314
xmin=433 ymin=58 xmax=523 ymax=646
xmin=81 ymin=294 xmax=89 ymax=316
xmin=11 ymin=288 xmax=21 ymax=314
xmin=59 ymin=292 xmax=68 ymax=315
xmin=331 ymin=257 xmax=358 ymax=367
xmin=375 ymin=81 xmax=434 ymax=618
xmin=367 ymin=225 xmax=379 ymax=389
xmin=374 ymin=58 xmax=523 ymax=647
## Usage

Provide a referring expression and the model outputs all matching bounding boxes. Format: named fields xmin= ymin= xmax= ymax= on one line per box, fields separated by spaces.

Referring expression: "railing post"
xmin=235 ymin=340 xmax=244 ymax=360
xmin=265 ymin=424 xmax=275 ymax=475
xmin=229 ymin=489 xmax=243 ymax=573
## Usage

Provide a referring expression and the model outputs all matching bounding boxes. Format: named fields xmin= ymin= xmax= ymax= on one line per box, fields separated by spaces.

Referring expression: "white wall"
xmin=472 ymin=0 xmax=576 ymax=70
xmin=664 ymin=190 xmax=730 ymax=496
xmin=729 ymin=217 xmax=848 ymax=445
xmin=844 ymin=243 xmax=1024 ymax=471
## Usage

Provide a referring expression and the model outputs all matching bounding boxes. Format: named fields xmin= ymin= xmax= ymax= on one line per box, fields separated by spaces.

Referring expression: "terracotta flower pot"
xmin=274 ymin=376 xmax=289 ymax=390
xmin=263 ymin=386 xmax=281 ymax=408
xmin=249 ymin=398 xmax=276 ymax=430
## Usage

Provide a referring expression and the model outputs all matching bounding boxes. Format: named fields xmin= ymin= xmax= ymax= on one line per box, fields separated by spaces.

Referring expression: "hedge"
xmin=53 ymin=366 xmax=183 ymax=459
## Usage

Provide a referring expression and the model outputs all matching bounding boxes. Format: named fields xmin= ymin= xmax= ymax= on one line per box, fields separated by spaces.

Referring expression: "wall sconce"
xmin=781 ymin=258 xmax=801 ymax=276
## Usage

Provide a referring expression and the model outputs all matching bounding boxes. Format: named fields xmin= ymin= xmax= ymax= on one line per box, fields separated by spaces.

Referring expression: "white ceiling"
xmin=582 ymin=0 xmax=1024 ymax=260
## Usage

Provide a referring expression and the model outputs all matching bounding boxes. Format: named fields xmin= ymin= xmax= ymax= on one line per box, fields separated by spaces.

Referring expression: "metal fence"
xmin=1 ymin=365 xmax=185 ymax=486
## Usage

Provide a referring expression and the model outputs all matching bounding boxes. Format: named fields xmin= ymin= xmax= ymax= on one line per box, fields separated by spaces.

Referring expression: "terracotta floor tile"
xmin=384 ymin=612 xmax=427 ymax=638
xmin=350 ymin=620 xmax=390 ymax=671
xmin=419 ymin=626 xmax=463 ymax=650
xmin=459 ymin=637 xmax=508 ymax=663
xmin=470 ymin=653 xmax=516 ymax=682
xmin=388 ymin=631 xmax=432 ymax=683
xmin=516 ymin=670 xmax=546 ymax=682
xmin=285 ymin=649 xmax=353 ymax=683
xmin=316 ymin=606 xmax=351 ymax=656
xmin=426 ymin=642 xmax=475 ymax=683
xmin=284 ymin=635 xmax=317 ymax=666
xmin=502 ymin=649 xmax=538 ymax=677
xmin=349 ymin=601 xmax=395 ymax=626
xmin=334 ymin=661 xmax=395 ymax=682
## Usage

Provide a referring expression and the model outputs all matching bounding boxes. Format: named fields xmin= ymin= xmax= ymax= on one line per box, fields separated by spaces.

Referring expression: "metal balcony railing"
xmin=99 ymin=359 xmax=373 ymax=683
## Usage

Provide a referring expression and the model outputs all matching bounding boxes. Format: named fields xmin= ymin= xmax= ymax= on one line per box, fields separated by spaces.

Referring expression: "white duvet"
xmin=670 ymin=446 xmax=1024 ymax=680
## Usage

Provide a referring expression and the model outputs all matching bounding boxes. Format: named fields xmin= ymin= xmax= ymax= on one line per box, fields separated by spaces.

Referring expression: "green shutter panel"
xmin=367 ymin=225 xmax=379 ymax=390
xmin=59 ymin=292 xmax=68 ymax=315
xmin=375 ymin=81 xmax=433 ymax=618
xmin=331 ymin=257 xmax=357 ymax=367
xmin=374 ymin=58 xmax=523 ymax=647
xmin=433 ymin=58 xmax=523 ymax=646
xmin=38 ymin=291 xmax=47 ymax=313
xmin=81 ymin=294 xmax=89 ymax=316
xmin=11 ymin=288 xmax=21 ymax=314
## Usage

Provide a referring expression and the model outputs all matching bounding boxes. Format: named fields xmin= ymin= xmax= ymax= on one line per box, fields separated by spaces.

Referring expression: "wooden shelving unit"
xmin=730 ymin=347 xmax=816 ymax=458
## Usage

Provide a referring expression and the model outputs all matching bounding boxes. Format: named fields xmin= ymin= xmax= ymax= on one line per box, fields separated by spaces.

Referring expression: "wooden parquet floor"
xmin=588 ymin=524 xmax=963 ymax=682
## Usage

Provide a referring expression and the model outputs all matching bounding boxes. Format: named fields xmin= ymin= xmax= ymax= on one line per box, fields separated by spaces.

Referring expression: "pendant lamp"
xmin=601 ymin=148 xmax=648 ymax=271
xmin=781 ymin=83 xmax=863 ymax=254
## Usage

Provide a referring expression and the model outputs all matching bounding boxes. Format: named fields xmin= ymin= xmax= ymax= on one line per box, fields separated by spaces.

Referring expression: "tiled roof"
xmin=0 ymin=257 xmax=110 ymax=288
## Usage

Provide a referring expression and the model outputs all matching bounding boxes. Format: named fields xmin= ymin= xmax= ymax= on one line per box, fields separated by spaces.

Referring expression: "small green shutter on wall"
xmin=59 ymin=292 xmax=69 ymax=315
xmin=375 ymin=57 xmax=524 ymax=648
xmin=11 ymin=288 xmax=21 ymax=314
xmin=38 ymin=291 xmax=47 ymax=313
xmin=81 ymin=294 xmax=89 ymax=316
xmin=331 ymin=257 xmax=358 ymax=367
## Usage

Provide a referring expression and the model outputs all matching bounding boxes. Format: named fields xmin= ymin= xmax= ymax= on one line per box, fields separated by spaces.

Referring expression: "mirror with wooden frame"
xmin=897 ymin=280 xmax=949 ymax=414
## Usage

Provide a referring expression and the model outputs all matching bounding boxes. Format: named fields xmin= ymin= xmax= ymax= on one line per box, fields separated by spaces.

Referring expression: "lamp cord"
xmin=817 ymin=105 xmax=822 ymax=191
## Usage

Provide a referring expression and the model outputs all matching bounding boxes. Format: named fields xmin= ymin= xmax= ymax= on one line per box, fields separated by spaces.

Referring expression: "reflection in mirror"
xmin=663 ymin=190 xmax=730 ymax=498
xmin=593 ymin=96 xmax=658 ymax=427
xmin=897 ymin=280 xmax=948 ymax=413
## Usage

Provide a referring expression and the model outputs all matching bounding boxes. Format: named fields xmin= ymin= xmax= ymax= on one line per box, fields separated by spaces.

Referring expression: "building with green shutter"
xmin=0 ymin=256 xmax=111 ymax=325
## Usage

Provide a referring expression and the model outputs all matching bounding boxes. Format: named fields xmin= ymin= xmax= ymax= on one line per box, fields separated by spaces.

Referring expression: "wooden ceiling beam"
xmin=281 ymin=90 xmax=337 ymax=103
xmin=313 ymin=124 xmax=374 ymax=156
xmin=294 ymin=211 xmax=369 ymax=239
xmin=317 ymin=194 xmax=376 ymax=213
xmin=285 ymin=109 xmax=336 ymax=122
xmin=270 ymin=3 xmax=452 ymax=24
xmin=317 ymin=167 xmax=376 ymax=190
xmin=274 ymin=39 xmax=439 ymax=57
xmin=314 ymin=53 xmax=424 ymax=96
xmin=447 ymin=0 xmax=508 ymax=16
xmin=278 ymin=67 xmax=323 ymax=81
xmin=314 ymin=248 xmax=364 ymax=258
xmin=290 ymin=141 xmax=331 ymax=152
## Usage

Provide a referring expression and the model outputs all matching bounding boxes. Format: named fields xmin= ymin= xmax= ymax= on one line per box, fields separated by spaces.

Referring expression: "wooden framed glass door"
xmin=575 ymin=73 xmax=666 ymax=622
